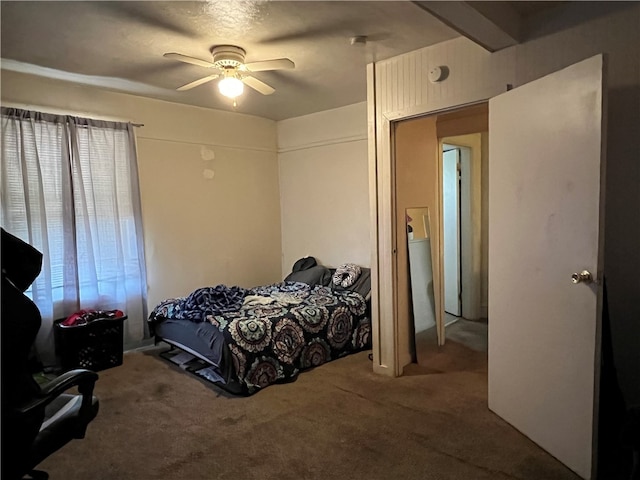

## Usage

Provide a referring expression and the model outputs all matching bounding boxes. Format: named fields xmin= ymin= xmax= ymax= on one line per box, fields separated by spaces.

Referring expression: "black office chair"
xmin=1 ymin=229 xmax=100 ymax=480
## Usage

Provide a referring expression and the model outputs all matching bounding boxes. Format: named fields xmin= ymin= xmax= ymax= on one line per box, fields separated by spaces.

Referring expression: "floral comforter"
xmin=210 ymin=282 xmax=370 ymax=394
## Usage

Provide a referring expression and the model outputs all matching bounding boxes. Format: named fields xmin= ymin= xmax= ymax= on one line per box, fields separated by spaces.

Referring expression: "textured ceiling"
xmin=507 ymin=1 xmax=567 ymax=17
xmin=0 ymin=1 xmax=459 ymax=121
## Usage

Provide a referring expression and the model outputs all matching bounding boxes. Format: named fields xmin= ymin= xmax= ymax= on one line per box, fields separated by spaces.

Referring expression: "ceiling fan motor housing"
xmin=211 ymin=45 xmax=246 ymax=69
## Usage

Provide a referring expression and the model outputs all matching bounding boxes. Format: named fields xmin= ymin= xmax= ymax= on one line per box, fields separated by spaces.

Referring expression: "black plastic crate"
xmin=54 ymin=315 xmax=127 ymax=372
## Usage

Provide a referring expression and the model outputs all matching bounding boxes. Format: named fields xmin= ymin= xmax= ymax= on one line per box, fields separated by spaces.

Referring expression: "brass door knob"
xmin=571 ymin=270 xmax=592 ymax=284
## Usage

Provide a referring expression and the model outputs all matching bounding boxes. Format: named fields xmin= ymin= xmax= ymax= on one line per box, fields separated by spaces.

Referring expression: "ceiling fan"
xmin=164 ymin=45 xmax=295 ymax=99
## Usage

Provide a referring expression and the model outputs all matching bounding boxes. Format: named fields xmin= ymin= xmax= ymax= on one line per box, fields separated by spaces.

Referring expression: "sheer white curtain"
xmin=1 ymin=108 xmax=148 ymax=366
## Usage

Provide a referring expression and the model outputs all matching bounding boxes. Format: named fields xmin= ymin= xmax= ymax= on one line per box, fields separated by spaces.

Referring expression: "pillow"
xmin=290 ymin=256 xmax=317 ymax=272
xmin=331 ymin=267 xmax=371 ymax=300
xmin=332 ymin=263 xmax=362 ymax=288
xmin=284 ymin=265 xmax=332 ymax=286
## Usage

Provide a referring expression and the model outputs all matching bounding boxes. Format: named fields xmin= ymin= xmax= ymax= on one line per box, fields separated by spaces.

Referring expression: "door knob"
xmin=571 ymin=270 xmax=592 ymax=284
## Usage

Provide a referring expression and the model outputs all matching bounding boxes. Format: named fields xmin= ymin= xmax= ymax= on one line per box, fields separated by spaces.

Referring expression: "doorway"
xmin=440 ymin=133 xmax=489 ymax=353
xmin=394 ymin=103 xmax=488 ymax=363
xmin=441 ymin=142 xmax=487 ymax=352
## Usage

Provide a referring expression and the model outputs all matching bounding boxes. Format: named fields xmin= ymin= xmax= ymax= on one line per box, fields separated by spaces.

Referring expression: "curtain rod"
xmin=1 ymin=106 xmax=145 ymax=127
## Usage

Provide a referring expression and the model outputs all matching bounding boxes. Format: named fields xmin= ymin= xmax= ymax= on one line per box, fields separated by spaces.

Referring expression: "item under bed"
xmin=153 ymin=318 xmax=246 ymax=394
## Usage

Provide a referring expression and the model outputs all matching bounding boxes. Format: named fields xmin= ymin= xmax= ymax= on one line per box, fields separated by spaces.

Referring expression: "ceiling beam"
xmin=413 ymin=1 xmax=523 ymax=52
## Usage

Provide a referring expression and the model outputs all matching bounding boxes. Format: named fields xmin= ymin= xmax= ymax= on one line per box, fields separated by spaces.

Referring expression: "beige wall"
xmin=277 ymin=102 xmax=370 ymax=275
xmin=1 ymin=70 xmax=282 ymax=311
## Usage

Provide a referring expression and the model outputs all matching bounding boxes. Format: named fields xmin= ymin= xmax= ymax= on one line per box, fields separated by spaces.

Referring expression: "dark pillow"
xmin=331 ymin=267 xmax=371 ymax=299
xmin=290 ymin=256 xmax=317 ymax=272
xmin=284 ymin=265 xmax=332 ymax=286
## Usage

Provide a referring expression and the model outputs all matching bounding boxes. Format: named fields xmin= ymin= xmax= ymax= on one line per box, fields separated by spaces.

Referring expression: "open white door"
xmin=488 ymin=55 xmax=606 ymax=480
xmin=443 ymin=148 xmax=461 ymax=316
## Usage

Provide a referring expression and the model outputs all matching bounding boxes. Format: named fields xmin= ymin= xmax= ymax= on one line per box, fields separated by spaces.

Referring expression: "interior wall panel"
xmin=378 ymin=37 xmax=514 ymax=120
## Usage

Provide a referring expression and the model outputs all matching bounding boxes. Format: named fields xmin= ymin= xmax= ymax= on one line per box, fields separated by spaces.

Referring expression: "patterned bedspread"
xmin=149 ymin=282 xmax=371 ymax=394
xmin=151 ymin=282 xmax=370 ymax=394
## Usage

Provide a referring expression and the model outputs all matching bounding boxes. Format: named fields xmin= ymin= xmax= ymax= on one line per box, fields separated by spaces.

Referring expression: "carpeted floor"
xmin=39 ymin=344 xmax=580 ymax=480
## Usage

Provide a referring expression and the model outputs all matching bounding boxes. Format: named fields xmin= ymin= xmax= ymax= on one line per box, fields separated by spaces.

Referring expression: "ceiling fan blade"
xmin=176 ymin=74 xmax=220 ymax=91
xmin=242 ymin=75 xmax=275 ymax=95
xmin=242 ymin=58 xmax=295 ymax=72
xmin=164 ymin=52 xmax=216 ymax=69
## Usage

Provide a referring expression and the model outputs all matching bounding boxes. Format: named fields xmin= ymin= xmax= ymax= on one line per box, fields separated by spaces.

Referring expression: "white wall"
xmin=373 ymin=2 xmax=640 ymax=402
xmin=277 ymin=102 xmax=370 ymax=275
xmin=1 ymin=70 xmax=283 ymax=314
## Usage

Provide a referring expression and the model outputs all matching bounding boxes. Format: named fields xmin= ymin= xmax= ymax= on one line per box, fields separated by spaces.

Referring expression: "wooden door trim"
xmin=370 ymin=87 xmax=496 ymax=376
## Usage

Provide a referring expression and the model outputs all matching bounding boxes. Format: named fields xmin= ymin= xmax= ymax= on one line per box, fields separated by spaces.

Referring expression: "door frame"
xmin=367 ymin=59 xmax=502 ymax=376
xmin=367 ymin=76 xmax=496 ymax=376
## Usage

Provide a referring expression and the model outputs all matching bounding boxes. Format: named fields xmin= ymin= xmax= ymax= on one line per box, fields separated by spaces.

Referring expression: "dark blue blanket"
xmin=149 ymin=285 xmax=248 ymax=322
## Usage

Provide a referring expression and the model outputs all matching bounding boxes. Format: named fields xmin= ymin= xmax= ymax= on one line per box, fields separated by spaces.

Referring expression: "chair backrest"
xmin=1 ymin=229 xmax=46 ymax=479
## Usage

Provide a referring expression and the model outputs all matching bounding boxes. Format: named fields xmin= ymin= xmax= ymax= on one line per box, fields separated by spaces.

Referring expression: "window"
xmin=1 ymin=108 xmax=148 ymax=365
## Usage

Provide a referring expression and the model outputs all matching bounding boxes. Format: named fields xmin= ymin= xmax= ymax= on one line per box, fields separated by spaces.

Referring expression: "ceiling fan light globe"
xmin=218 ymin=77 xmax=244 ymax=98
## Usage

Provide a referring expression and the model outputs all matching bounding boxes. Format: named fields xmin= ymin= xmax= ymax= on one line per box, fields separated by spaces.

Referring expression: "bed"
xmin=148 ymin=259 xmax=371 ymax=395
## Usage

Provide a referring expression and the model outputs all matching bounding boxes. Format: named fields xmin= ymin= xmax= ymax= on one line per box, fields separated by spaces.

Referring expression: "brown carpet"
xmin=39 ymin=345 xmax=580 ymax=480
